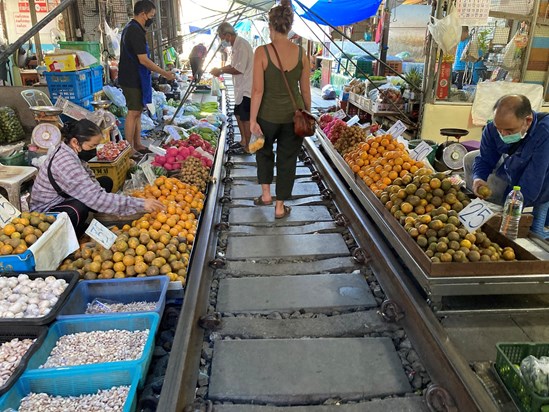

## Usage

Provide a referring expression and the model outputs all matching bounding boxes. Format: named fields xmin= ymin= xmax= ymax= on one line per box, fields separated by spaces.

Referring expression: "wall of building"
xmin=523 ymin=0 xmax=549 ymax=100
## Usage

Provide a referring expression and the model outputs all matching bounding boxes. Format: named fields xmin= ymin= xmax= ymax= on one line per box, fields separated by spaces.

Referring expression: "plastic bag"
xmin=123 ymin=171 xmax=148 ymax=195
xmin=461 ymin=34 xmax=481 ymax=63
xmin=248 ymin=134 xmax=265 ymax=153
xmin=211 ymin=77 xmax=221 ymax=97
xmin=502 ymin=31 xmax=528 ymax=70
xmin=103 ymin=85 xmax=126 ymax=107
xmin=521 ymin=355 xmax=549 ymax=396
xmin=0 ymin=107 xmax=25 ymax=143
xmin=141 ymin=113 xmax=155 ymax=131
xmin=104 ymin=21 xmax=121 ymax=59
xmin=427 ymin=10 xmax=462 ymax=54
xmin=321 ymin=85 xmax=336 ymax=100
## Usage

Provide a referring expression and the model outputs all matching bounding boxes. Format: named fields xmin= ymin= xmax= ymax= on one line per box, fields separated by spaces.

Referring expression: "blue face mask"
xmin=498 ymin=130 xmax=525 ymax=144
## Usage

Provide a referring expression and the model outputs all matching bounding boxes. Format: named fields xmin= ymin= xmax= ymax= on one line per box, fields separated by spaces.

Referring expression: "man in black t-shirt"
xmin=119 ymin=0 xmax=175 ymax=153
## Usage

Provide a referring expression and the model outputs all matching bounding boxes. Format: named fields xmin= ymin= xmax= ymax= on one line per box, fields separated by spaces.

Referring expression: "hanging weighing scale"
xmin=29 ymin=106 xmax=64 ymax=150
xmin=434 ymin=128 xmax=469 ymax=172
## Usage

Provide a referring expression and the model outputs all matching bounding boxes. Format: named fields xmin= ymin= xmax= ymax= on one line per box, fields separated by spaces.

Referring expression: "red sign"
xmin=436 ymin=62 xmax=452 ymax=100
xmin=18 ymin=1 xmax=48 ymax=13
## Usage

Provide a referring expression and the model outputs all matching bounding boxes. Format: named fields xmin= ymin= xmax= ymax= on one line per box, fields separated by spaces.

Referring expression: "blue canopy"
xmin=189 ymin=25 xmax=211 ymax=35
xmin=294 ymin=0 xmax=383 ymax=26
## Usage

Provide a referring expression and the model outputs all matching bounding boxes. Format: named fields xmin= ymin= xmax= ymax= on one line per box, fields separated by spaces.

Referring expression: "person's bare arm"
xmin=137 ymin=54 xmax=175 ymax=80
xmin=249 ymin=48 xmax=266 ymax=136
xmin=211 ymin=66 xmax=242 ymax=77
xmin=299 ymin=48 xmax=311 ymax=111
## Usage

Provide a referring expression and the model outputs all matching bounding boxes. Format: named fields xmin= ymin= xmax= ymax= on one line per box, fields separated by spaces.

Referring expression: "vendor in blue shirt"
xmin=452 ymin=26 xmax=486 ymax=89
xmin=464 ymin=94 xmax=549 ymax=207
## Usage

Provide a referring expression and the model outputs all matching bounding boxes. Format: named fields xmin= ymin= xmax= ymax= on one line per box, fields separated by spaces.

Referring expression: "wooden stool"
xmin=0 ymin=166 xmax=38 ymax=211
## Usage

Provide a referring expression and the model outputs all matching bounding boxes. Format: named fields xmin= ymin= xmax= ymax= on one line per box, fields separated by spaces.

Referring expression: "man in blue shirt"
xmin=453 ymin=27 xmax=469 ymax=89
xmin=464 ymin=94 xmax=549 ymax=207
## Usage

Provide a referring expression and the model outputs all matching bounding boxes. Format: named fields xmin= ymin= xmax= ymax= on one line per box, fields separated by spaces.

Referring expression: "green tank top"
xmin=258 ymin=45 xmax=305 ymax=124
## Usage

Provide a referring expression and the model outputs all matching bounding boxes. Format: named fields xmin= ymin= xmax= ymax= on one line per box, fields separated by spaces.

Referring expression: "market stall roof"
xmin=234 ymin=0 xmax=384 ymax=26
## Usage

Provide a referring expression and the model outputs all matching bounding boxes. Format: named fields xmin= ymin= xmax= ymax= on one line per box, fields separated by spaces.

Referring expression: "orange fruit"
xmin=3 ymin=224 xmax=15 ymax=236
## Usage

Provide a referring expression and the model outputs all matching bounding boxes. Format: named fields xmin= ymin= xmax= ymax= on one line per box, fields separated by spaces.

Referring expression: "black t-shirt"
xmin=118 ymin=20 xmax=147 ymax=88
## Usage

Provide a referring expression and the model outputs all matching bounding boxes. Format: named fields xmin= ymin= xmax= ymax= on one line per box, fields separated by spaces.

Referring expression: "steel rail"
xmin=157 ymin=93 xmax=228 ymax=412
xmin=303 ymin=135 xmax=499 ymax=412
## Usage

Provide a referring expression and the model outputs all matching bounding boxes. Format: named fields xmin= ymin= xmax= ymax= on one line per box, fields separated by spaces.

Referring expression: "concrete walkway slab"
xmin=231 ymin=182 xmax=320 ymax=199
xmin=214 ymin=397 xmax=428 ymax=412
xmin=231 ymin=166 xmax=311 ymax=179
xmin=226 ymin=233 xmax=349 ymax=260
xmin=230 ymin=196 xmax=326 ymax=208
xmin=228 ymin=222 xmax=340 ymax=237
xmin=220 ymin=257 xmax=361 ymax=277
xmin=229 ymin=206 xmax=332 ymax=225
xmin=218 ymin=311 xmax=398 ymax=339
xmin=209 ymin=337 xmax=411 ymax=404
xmin=217 ymin=273 xmax=376 ymax=313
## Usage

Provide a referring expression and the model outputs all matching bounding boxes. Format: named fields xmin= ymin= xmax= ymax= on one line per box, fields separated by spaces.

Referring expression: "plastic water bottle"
xmin=499 ymin=186 xmax=524 ymax=240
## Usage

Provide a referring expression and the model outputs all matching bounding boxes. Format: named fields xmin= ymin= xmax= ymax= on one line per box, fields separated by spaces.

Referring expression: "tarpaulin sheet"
xmin=294 ymin=0 xmax=383 ymax=26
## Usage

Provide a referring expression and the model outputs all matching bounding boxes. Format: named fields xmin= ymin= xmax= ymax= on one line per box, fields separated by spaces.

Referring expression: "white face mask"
xmin=220 ymin=40 xmax=230 ymax=48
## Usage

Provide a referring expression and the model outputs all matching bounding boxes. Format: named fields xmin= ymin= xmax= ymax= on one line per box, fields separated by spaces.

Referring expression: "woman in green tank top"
xmin=249 ymin=0 xmax=311 ymax=219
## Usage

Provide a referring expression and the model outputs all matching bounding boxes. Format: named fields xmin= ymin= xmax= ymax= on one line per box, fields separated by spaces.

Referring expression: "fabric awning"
xmin=294 ymin=0 xmax=383 ymax=26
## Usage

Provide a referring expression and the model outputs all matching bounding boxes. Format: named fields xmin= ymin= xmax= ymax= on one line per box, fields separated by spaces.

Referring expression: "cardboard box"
xmin=44 ymin=53 xmax=80 ymax=72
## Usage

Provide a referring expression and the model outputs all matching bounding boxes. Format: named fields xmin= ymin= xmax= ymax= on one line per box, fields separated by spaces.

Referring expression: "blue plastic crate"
xmin=72 ymin=94 xmax=94 ymax=111
xmin=57 ymin=277 xmax=169 ymax=320
xmin=0 ymin=250 xmax=35 ymax=272
xmin=0 ymin=366 xmax=139 ymax=411
xmin=25 ymin=313 xmax=159 ymax=388
xmin=90 ymin=66 xmax=104 ymax=93
xmin=45 ymin=69 xmax=91 ymax=100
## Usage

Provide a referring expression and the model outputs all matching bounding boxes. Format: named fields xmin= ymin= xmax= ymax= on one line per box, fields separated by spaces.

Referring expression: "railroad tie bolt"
xmin=224 ymin=161 xmax=234 ymax=169
xmin=215 ymin=222 xmax=230 ymax=231
xmin=352 ymin=247 xmax=370 ymax=263
xmin=199 ymin=312 xmax=222 ymax=330
xmin=425 ymin=384 xmax=458 ymax=412
xmin=303 ymin=156 xmax=312 ymax=166
xmin=379 ymin=299 xmax=405 ymax=323
xmin=321 ymin=189 xmax=334 ymax=200
xmin=222 ymin=176 xmax=234 ymax=184
xmin=335 ymin=213 xmax=349 ymax=227
xmin=184 ymin=400 xmax=213 ymax=412
xmin=208 ymin=258 xmax=226 ymax=269
xmin=219 ymin=196 xmax=232 ymax=204
xmin=311 ymin=171 xmax=322 ymax=182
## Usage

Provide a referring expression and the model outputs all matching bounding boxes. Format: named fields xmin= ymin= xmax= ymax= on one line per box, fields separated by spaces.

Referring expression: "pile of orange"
xmin=133 ymin=176 xmax=205 ymax=213
xmin=343 ymin=134 xmax=425 ymax=197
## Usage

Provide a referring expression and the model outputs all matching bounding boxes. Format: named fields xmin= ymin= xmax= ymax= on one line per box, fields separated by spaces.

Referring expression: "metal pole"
xmin=155 ymin=0 xmax=163 ymax=68
xmin=28 ymin=0 xmax=44 ymax=62
xmin=0 ymin=0 xmax=77 ymax=64
xmin=378 ymin=5 xmax=391 ymax=76
xmin=423 ymin=0 xmax=444 ymax=104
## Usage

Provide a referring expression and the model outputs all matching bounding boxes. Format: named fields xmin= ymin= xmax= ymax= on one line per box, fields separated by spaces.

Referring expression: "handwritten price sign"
xmin=387 ymin=120 xmax=406 ymax=138
xmin=141 ymin=163 xmax=157 ymax=186
xmin=85 ymin=219 xmax=117 ymax=250
xmin=410 ymin=141 xmax=434 ymax=162
xmin=458 ymin=198 xmax=495 ymax=233
xmin=0 ymin=196 xmax=20 ymax=227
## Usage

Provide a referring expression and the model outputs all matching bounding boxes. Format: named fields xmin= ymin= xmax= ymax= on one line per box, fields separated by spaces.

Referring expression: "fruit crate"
xmin=45 ymin=69 xmax=92 ymax=101
xmin=58 ymin=41 xmax=101 ymax=64
xmin=56 ymin=276 xmax=169 ymax=320
xmin=88 ymin=146 xmax=131 ymax=192
xmin=0 ymin=366 xmax=139 ymax=412
xmin=90 ymin=65 xmax=104 ymax=93
xmin=0 ymin=272 xmax=79 ymax=326
xmin=0 ymin=325 xmax=48 ymax=397
xmin=495 ymin=342 xmax=549 ymax=412
xmin=373 ymin=60 xmax=403 ymax=75
xmin=25 ymin=313 xmax=159 ymax=388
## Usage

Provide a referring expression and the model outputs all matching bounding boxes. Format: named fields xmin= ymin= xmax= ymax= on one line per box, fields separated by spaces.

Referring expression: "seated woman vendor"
xmin=30 ymin=119 xmax=164 ymax=236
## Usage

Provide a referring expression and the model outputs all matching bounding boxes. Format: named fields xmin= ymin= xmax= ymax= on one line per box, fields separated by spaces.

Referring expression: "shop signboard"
xmin=18 ymin=1 xmax=48 ymax=13
xmin=436 ymin=62 xmax=452 ymax=100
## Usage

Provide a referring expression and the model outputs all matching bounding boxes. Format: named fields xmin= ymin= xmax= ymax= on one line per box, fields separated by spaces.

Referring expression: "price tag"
xmin=0 ymin=195 xmax=20 ymax=228
xmin=458 ymin=198 xmax=495 ymax=233
xmin=332 ymin=109 xmax=346 ymax=120
xmin=410 ymin=141 xmax=434 ymax=161
xmin=85 ymin=219 xmax=117 ymax=250
xmin=387 ymin=120 xmax=406 ymax=138
xmin=347 ymin=115 xmax=359 ymax=126
xmin=141 ymin=163 xmax=156 ymax=186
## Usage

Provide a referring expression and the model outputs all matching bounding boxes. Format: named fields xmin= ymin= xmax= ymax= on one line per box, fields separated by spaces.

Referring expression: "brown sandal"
xmin=253 ymin=196 xmax=273 ymax=206
xmin=275 ymin=205 xmax=291 ymax=219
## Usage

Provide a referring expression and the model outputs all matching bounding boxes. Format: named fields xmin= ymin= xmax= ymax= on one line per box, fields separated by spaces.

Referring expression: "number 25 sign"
xmin=458 ymin=198 xmax=495 ymax=233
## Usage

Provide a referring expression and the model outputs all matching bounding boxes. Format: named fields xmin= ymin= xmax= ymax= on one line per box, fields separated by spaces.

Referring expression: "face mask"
xmin=498 ymin=130 xmax=525 ymax=144
xmin=78 ymin=148 xmax=97 ymax=162
xmin=220 ymin=40 xmax=230 ymax=48
xmin=145 ymin=18 xmax=154 ymax=28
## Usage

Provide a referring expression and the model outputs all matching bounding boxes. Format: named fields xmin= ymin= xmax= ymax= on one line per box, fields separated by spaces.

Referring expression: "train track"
xmin=154 ymin=88 xmax=519 ymax=412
